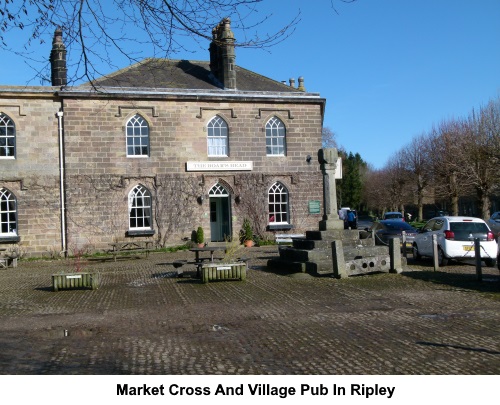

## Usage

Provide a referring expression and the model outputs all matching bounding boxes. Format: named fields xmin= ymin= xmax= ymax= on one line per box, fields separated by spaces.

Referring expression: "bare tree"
xmin=1 ymin=0 xmax=356 ymax=84
xmin=364 ymin=97 xmax=499 ymax=218
xmin=460 ymin=99 xmax=500 ymax=218
xmin=384 ymin=150 xmax=411 ymax=216
xmin=400 ymin=133 xmax=432 ymax=221
xmin=322 ymin=126 xmax=338 ymax=149
xmin=362 ymin=168 xmax=391 ymax=217
xmin=428 ymin=120 xmax=470 ymax=216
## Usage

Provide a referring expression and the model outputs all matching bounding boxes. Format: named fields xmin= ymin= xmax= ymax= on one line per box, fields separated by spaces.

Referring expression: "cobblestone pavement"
xmin=0 ymin=246 xmax=499 ymax=375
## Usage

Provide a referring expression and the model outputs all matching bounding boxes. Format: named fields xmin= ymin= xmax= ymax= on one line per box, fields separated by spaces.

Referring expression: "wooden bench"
xmin=275 ymin=234 xmax=305 ymax=244
xmin=108 ymin=240 xmax=152 ymax=262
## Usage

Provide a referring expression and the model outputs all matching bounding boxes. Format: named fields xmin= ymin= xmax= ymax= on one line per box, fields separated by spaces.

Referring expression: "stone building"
xmin=0 ymin=20 xmax=325 ymax=257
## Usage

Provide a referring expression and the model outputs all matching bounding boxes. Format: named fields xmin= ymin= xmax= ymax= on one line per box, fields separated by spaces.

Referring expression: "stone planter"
xmin=201 ymin=262 xmax=247 ymax=283
xmin=52 ymin=272 xmax=99 ymax=291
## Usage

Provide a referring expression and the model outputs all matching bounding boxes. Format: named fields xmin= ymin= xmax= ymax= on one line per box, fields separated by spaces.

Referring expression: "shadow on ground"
xmin=403 ymin=269 xmax=500 ymax=296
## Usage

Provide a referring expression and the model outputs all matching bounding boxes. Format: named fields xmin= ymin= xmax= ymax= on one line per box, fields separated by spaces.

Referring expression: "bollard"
xmin=432 ymin=234 xmax=439 ymax=271
xmin=389 ymin=237 xmax=403 ymax=273
xmin=474 ymin=238 xmax=482 ymax=282
xmin=402 ymin=231 xmax=407 ymax=259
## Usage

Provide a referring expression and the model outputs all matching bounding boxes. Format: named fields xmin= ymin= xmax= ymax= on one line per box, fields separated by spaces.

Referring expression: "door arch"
xmin=209 ymin=183 xmax=232 ymax=242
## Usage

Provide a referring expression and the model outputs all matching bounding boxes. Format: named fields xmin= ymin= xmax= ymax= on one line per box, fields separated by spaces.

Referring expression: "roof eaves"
xmin=59 ymin=86 xmax=323 ymax=99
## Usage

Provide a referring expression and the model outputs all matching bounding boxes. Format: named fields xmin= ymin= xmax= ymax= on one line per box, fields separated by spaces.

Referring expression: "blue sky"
xmin=2 ymin=0 xmax=499 ymax=169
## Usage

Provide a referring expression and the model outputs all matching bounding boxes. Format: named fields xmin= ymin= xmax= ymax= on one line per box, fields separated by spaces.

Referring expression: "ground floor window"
xmin=268 ymin=182 xmax=289 ymax=224
xmin=128 ymin=185 xmax=152 ymax=230
xmin=0 ymin=188 xmax=17 ymax=236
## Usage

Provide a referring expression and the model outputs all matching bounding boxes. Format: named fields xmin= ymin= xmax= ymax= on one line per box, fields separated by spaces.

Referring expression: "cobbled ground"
xmin=0 ymin=246 xmax=499 ymax=375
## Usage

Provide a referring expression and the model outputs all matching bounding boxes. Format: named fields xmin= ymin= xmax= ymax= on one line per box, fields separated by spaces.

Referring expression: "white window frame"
xmin=128 ymin=185 xmax=152 ymax=230
xmin=209 ymin=183 xmax=229 ymax=197
xmin=268 ymin=182 xmax=289 ymax=224
xmin=0 ymin=188 xmax=17 ymax=236
xmin=126 ymin=114 xmax=150 ymax=157
xmin=207 ymin=116 xmax=228 ymax=157
xmin=265 ymin=116 xmax=286 ymax=156
xmin=0 ymin=113 xmax=16 ymax=159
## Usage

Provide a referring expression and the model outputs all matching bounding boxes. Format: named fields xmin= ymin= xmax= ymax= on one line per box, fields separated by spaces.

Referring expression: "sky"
xmin=1 ymin=0 xmax=499 ymax=169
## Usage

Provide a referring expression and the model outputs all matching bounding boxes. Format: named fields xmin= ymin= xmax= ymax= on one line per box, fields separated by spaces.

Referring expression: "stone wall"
xmin=0 ymin=94 xmax=63 ymax=256
xmin=62 ymin=96 xmax=324 ymax=249
xmin=1 ymin=92 xmax=324 ymax=255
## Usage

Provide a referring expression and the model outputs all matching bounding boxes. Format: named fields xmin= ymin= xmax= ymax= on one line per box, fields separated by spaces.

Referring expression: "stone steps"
xmin=267 ymin=227 xmax=403 ymax=277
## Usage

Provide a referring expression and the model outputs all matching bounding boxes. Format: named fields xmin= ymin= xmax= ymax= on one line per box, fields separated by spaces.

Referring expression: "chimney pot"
xmin=298 ymin=76 xmax=305 ymax=91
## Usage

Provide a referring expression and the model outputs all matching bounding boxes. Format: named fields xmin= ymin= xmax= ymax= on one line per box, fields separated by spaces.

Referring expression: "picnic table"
xmin=108 ymin=240 xmax=153 ymax=262
xmin=190 ymin=246 xmax=226 ymax=274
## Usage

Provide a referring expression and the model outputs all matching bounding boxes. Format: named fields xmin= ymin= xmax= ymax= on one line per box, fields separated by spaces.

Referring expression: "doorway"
xmin=209 ymin=183 xmax=231 ymax=242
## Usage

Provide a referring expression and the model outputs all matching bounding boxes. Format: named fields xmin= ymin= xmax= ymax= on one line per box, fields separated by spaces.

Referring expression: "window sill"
xmin=0 ymin=235 xmax=21 ymax=243
xmin=126 ymin=230 xmax=155 ymax=237
xmin=267 ymin=224 xmax=293 ymax=231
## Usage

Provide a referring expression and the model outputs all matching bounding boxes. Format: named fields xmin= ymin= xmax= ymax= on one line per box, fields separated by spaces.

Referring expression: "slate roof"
xmin=87 ymin=58 xmax=302 ymax=93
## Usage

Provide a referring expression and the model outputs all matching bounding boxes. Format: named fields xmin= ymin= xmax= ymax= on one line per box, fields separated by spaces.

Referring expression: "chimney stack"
xmin=209 ymin=18 xmax=236 ymax=89
xmin=50 ymin=28 xmax=67 ymax=86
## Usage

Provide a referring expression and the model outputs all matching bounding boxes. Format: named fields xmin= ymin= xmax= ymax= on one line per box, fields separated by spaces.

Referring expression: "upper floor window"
xmin=268 ymin=182 xmax=289 ymax=224
xmin=265 ymin=116 xmax=286 ymax=156
xmin=207 ymin=116 xmax=228 ymax=156
xmin=0 ymin=188 xmax=17 ymax=236
xmin=126 ymin=114 xmax=149 ymax=157
xmin=0 ymin=113 xmax=15 ymax=158
xmin=128 ymin=185 xmax=152 ymax=230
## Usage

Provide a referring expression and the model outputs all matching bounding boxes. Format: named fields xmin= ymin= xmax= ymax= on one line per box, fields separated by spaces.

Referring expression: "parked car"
xmin=370 ymin=220 xmax=418 ymax=247
xmin=383 ymin=212 xmax=404 ymax=221
xmin=487 ymin=211 xmax=500 ymax=240
xmin=498 ymin=240 xmax=500 ymax=270
xmin=412 ymin=216 xmax=497 ymax=267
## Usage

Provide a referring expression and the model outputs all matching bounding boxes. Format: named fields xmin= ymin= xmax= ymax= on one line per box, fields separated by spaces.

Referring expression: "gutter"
xmin=56 ymin=110 xmax=67 ymax=256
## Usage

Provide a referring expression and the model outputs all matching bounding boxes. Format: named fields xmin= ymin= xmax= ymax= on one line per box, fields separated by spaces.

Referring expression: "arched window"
xmin=128 ymin=185 xmax=152 ymax=230
xmin=207 ymin=116 xmax=228 ymax=156
xmin=265 ymin=116 xmax=286 ymax=156
xmin=0 ymin=188 xmax=17 ymax=236
xmin=209 ymin=183 xmax=229 ymax=197
xmin=126 ymin=114 xmax=149 ymax=157
xmin=0 ymin=113 xmax=16 ymax=158
xmin=268 ymin=182 xmax=289 ymax=224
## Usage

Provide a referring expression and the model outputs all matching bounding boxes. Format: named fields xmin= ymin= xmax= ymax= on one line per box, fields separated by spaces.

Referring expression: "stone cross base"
xmin=319 ymin=218 xmax=345 ymax=231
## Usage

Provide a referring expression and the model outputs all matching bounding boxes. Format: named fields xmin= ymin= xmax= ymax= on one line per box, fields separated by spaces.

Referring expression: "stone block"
xmin=331 ymin=240 xmax=347 ymax=279
xmin=389 ymin=237 xmax=403 ymax=273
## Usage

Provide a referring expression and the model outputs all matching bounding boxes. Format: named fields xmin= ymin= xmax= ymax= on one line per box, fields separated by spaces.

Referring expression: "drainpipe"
xmin=56 ymin=110 xmax=67 ymax=256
